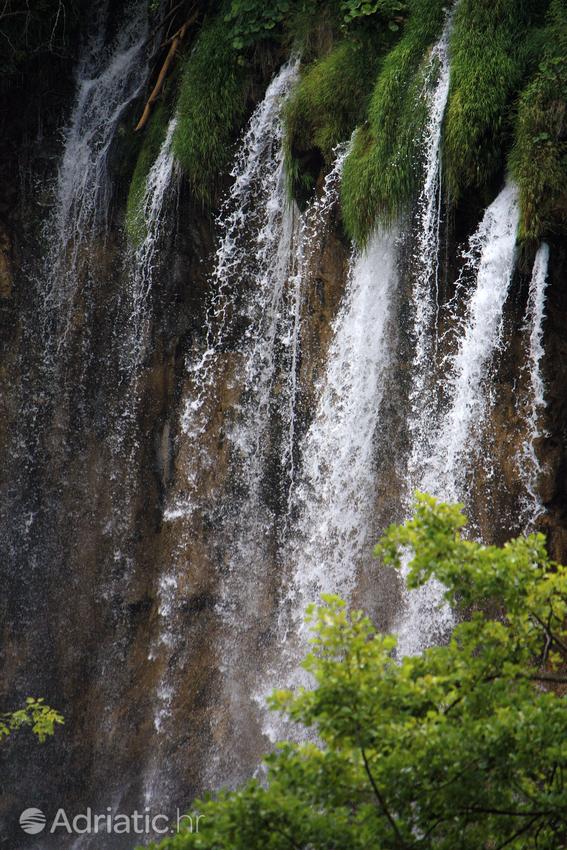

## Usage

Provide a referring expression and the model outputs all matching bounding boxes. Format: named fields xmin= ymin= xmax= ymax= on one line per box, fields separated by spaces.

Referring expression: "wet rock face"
xmin=0 ymin=225 xmax=13 ymax=298
xmin=2 ymin=54 xmax=567 ymax=850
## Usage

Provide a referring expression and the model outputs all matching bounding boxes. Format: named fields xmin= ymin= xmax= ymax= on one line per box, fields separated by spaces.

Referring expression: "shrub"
xmin=141 ymin=495 xmax=567 ymax=850
xmin=1 ymin=698 xmax=64 ymax=744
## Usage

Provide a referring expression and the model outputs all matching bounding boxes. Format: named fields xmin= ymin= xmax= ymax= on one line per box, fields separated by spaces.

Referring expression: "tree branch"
xmin=134 ymin=6 xmax=198 ymax=132
xmin=359 ymin=744 xmax=410 ymax=850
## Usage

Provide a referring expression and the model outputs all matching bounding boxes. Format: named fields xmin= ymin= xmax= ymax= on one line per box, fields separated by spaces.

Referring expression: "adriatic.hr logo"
xmin=19 ymin=809 xmax=47 ymax=834
xmin=18 ymin=806 xmax=204 ymax=836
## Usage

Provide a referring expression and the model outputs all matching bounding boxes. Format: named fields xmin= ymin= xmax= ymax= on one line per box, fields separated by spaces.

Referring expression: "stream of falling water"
xmin=287 ymin=229 xmax=399 ymax=607
xmin=123 ymin=116 xmax=179 ymax=370
xmin=396 ymin=182 xmax=520 ymax=655
xmin=167 ymin=59 xmax=300 ymax=521
xmin=151 ymin=61 xmax=301 ymax=793
xmin=406 ymin=18 xmax=452 ymax=489
xmin=42 ymin=0 xmax=148 ymax=346
xmin=518 ymin=242 xmax=550 ymax=529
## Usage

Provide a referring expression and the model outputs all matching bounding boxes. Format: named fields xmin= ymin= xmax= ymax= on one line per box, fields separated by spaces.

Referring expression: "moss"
xmin=125 ymin=102 xmax=169 ymax=244
xmin=510 ymin=0 xmax=567 ymax=243
xmin=443 ymin=0 xmax=546 ymax=200
xmin=283 ymin=36 xmax=384 ymax=199
xmin=340 ymin=0 xmax=447 ymax=245
xmin=172 ymin=13 xmax=250 ymax=204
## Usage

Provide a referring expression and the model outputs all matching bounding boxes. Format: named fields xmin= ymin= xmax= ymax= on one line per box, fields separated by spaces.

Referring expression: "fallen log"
xmin=134 ymin=7 xmax=198 ymax=132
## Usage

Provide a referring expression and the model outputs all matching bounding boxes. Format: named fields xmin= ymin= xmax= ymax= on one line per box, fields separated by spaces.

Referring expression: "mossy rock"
xmin=340 ymin=0 xmax=448 ymax=245
xmin=283 ymin=36 xmax=385 ymax=202
xmin=172 ymin=13 xmax=251 ymax=205
xmin=510 ymin=0 xmax=567 ymax=243
xmin=125 ymin=102 xmax=170 ymax=244
xmin=443 ymin=0 xmax=548 ymax=200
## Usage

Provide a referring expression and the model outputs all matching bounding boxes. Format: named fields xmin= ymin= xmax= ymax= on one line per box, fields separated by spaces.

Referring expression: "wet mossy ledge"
xmin=172 ymin=15 xmax=251 ymax=205
xmin=123 ymin=0 xmax=567 ymax=248
xmin=125 ymin=103 xmax=169 ymax=243
xmin=510 ymin=0 xmax=567 ymax=244
xmin=340 ymin=0 xmax=447 ymax=245
xmin=282 ymin=35 xmax=388 ymax=204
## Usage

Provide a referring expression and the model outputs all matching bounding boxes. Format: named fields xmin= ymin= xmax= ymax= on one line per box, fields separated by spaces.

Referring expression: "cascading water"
xmin=287 ymin=229 xmax=400 ymax=607
xmin=406 ymin=19 xmax=452 ymax=489
xmin=156 ymin=64 xmax=357 ymax=788
xmin=152 ymin=60 xmax=303 ymax=792
xmin=123 ymin=116 xmax=179 ymax=370
xmin=168 ymin=59 xmax=300 ymax=521
xmin=518 ymin=242 xmax=550 ymax=528
xmin=396 ymin=182 xmax=520 ymax=655
xmin=422 ymin=183 xmax=520 ymax=502
xmin=43 ymin=0 xmax=148 ymax=339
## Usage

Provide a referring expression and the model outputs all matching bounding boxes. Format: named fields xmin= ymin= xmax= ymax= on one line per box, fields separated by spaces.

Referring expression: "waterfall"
xmin=43 ymin=0 xmax=148 ymax=340
xmin=423 ymin=183 xmax=520 ymax=502
xmin=171 ymin=59 xmax=300 ymax=520
xmin=124 ymin=116 xmax=179 ymax=369
xmin=396 ymin=182 xmax=520 ymax=656
xmin=152 ymin=60 xmax=302 ymax=792
xmin=407 ymin=20 xmax=452 ymax=488
xmin=391 ymin=20 xmax=454 ymax=656
xmin=6 ymin=0 xmax=560 ymax=836
xmin=288 ymin=229 xmax=399 ymax=607
xmin=518 ymin=242 xmax=549 ymax=528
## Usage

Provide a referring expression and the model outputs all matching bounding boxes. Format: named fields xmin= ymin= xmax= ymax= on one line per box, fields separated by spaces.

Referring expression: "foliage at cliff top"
xmin=142 ymin=494 xmax=567 ymax=850
xmin=172 ymin=12 xmax=250 ymax=204
xmin=340 ymin=0 xmax=447 ymax=245
xmin=225 ymin=0 xmax=407 ymax=49
xmin=510 ymin=0 xmax=567 ymax=243
xmin=1 ymin=698 xmax=64 ymax=744
xmin=130 ymin=0 xmax=566 ymax=241
xmin=443 ymin=0 xmax=545 ymax=201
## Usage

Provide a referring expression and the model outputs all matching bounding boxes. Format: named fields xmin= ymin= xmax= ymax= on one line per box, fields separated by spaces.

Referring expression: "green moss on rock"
xmin=283 ymin=36 xmax=383 ymax=198
xmin=510 ymin=0 xmax=567 ymax=243
xmin=340 ymin=0 xmax=447 ymax=245
xmin=443 ymin=0 xmax=544 ymax=200
xmin=125 ymin=102 xmax=169 ymax=244
xmin=172 ymin=14 xmax=250 ymax=204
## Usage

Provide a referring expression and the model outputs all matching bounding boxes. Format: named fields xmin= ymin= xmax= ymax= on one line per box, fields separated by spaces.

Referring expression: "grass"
xmin=283 ymin=35 xmax=384 ymax=196
xmin=340 ymin=0 xmax=448 ymax=245
xmin=443 ymin=0 xmax=547 ymax=200
xmin=510 ymin=0 xmax=567 ymax=243
xmin=172 ymin=13 xmax=250 ymax=205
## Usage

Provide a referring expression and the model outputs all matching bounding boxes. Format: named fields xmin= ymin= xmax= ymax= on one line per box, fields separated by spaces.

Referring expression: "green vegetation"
xmin=443 ymin=0 xmax=542 ymax=201
xmin=340 ymin=0 xmax=406 ymax=27
xmin=172 ymin=13 xmax=250 ymax=204
xmin=340 ymin=0 xmax=447 ymax=245
xmin=125 ymin=103 xmax=170 ymax=243
xmin=1 ymin=698 xmax=64 ymax=744
xmin=224 ymin=0 xmax=299 ymax=49
xmin=283 ymin=37 xmax=383 ymax=199
xmin=510 ymin=0 xmax=567 ymax=243
xmin=224 ymin=0 xmax=405 ymax=50
xmin=142 ymin=495 xmax=567 ymax=850
xmin=125 ymin=0 xmax=565 ymax=245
